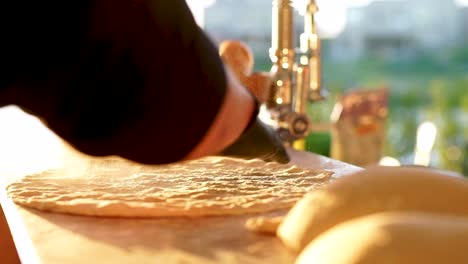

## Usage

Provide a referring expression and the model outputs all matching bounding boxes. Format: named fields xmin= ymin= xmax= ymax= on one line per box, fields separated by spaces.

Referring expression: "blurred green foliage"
xmin=253 ymin=43 xmax=468 ymax=174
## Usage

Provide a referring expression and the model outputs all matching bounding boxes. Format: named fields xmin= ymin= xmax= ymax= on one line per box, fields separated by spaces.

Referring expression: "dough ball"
xmin=278 ymin=166 xmax=468 ymax=251
xmin=296 ymin=212 xmax=468 ymax=264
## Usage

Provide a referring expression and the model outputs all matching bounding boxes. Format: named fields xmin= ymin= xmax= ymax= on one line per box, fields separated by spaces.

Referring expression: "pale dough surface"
xmin=296 ymin=212 xmax=468 ymax=264
xmin=245 ymin=216 xmax=283 ymax=234
xmin=6 ymin=156 xmax=332 ymax=217
xmin=277 ymin=165 xmax=468 ymax=252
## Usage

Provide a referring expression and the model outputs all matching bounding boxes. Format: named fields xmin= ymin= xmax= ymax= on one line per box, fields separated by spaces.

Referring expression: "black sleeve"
xmin=0 ymin=0 xmax=227 ymax=164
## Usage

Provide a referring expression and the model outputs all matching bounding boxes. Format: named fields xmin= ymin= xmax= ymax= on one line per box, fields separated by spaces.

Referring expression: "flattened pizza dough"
xmin=6 ymin=157 xmax=332 ymax=217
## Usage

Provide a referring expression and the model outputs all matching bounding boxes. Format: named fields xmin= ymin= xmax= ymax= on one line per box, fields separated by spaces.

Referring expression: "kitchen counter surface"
xmin=0 ymin=149 xmax=361 ymax=264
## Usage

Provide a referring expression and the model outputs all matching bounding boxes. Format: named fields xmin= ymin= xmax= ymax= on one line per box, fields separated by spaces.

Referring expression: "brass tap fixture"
xmin=267 ymin=0 xmax=325 ymax=146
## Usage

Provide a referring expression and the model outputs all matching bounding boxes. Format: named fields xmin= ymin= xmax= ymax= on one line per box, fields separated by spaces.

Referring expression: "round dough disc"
xmin=6 ymin=157 xmax=332 ymax=218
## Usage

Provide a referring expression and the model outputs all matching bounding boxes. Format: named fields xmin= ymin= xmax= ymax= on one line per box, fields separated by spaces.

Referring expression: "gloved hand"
xmin=219 ymin=116 xmax=290 ymax=164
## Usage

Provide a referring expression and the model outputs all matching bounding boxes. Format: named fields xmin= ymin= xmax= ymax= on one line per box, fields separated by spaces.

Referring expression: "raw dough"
xmin=296 ymin=212 xmax=468 ymax=264
xmin=278 ymin=165 xmax=468 ymax=252
xmin=245 ymin=216 xmax=284 ymax=234
xmin=6 ymin=156 xmax=332 ymax=217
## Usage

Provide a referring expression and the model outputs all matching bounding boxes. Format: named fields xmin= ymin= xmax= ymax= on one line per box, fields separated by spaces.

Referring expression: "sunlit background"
xmin=0 ymin=106 xmax=65 ymax=178
xmin=202 ymin=0 xmax=468 ymax=174
xmin=0 ymin=0 xmax=466 ymax=178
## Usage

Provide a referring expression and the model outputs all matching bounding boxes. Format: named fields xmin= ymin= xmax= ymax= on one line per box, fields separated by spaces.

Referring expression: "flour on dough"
xmin=6 ymin=156 xmax=332 ymax=217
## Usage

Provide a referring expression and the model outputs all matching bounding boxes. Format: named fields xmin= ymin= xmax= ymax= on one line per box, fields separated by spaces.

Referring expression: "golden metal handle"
xmin=268 ymin=0 xmax=325 ymax=144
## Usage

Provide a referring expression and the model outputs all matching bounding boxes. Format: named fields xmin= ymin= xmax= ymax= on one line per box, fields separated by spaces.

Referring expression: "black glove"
xmin=219 ymin=116 xmax=290 ymax=164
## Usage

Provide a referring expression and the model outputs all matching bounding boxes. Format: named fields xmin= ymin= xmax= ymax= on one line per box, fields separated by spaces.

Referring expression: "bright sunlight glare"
xmin=0 ymin=106 xmax=65 ymax=178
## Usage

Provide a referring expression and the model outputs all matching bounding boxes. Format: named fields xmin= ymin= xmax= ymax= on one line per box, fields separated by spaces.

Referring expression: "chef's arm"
xmin=186 ymin=70 xmax=290 ymax=164
xmin=0 ymin=0 xmax=289 ymax=164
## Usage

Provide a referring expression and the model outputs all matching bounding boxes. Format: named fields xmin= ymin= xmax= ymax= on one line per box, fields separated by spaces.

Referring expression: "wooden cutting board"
xmin=1 ymin=149 xmax=361 ymax=264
